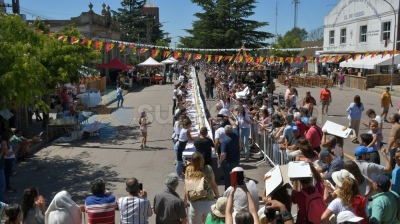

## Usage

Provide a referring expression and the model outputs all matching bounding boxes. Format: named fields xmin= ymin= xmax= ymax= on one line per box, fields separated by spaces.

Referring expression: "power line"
xmin=20 ymin=6 xmax=54 ymax=20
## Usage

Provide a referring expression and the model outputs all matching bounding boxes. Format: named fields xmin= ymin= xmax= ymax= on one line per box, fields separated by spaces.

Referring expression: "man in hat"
xmin=194 ymin=127 xmax=213 ymax=166
xmin=353 ymin=144 xmax=391 ymax=178
xmin=153 ymin=173 xmax=187 ymax=224
xmin=368 ymin=174 xmax=400 ymax=223
xmin=380 ymin=86 xmax=393 ymax=122
xmin=317 ymin=149 xmax=344 ymax=185
xmin=285 ymin=126 xmax=302 ymax=160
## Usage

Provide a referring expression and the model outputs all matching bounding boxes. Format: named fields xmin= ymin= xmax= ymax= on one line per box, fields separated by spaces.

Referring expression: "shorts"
xmin=382 ymin=106 xmax=389 ymax=113
xmin=339 ymin=81 xmax=344 ymax=85
xmin=321 ymin=100 xmax=330 ymax=106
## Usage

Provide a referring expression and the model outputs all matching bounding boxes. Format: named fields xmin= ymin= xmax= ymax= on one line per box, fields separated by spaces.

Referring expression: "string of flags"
xmin=52 ymin=32 xmax=398 ymax=64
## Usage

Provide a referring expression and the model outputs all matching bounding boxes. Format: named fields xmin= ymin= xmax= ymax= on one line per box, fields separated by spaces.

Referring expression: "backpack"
xmin=352 ymin=195 xmax=368 ymax=224
xmin=300 ymin=189 xmax=326 ymax=224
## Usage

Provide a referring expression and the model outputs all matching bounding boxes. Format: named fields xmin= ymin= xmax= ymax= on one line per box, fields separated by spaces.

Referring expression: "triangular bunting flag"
xmin=207 ymin=55 xmax=212 ymax=62
xmin=87 ymin=39 xmax=92 ymax=48
xmin=164 ymin=50 xmax=171 ymax=58
xmin=119 ymin=43 xmax=126 ymax=52
xmin=57 ymin=35 xmax=64 ymax=41
xmin=218 ymin=55 xmax=223 ymax=62
xmin=174 ymin=51 xmax=181 ymax=59
xmin=228 ymin=56 xmax=233 ymax=62
xmin=71 ymin=36 xmax=79 ymax=44
xmin=259 ymin=56 xmax=264 ymax=63
xmin=184 ymin=53 xmax=190 ymax=59
xmin=80 ymin=38 xmax=87 ymax=45
xmin=139 ymin=48 xmax=148 ymax=54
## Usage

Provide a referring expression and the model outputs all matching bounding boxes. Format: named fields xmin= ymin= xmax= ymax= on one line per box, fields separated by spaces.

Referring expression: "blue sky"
xmin=15 ymin=0 xmax=338 ymax=44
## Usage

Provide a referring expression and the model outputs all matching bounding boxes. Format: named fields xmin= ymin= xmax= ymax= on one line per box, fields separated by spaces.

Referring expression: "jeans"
xmin=0 ymin=170 xmax=5 ymax=202
xmin=240 ymin=128 xmax=250 ymax=158
xmin=172 ymin=99 xmax=176 ymax=115
xmin=221 ymin=161 xmax=239 ymax=190
xmin=188 ymin=200 xmax=215 ymax=224
xmin=175 ymin=141 xmax=187 ymax=175
xmin=117 ymin=95 xmax=124 ymax=107
xmin=61 ymin=102 xmax=69 ymax=112
xmin=4 ymin=158 xmax=14 ymax=190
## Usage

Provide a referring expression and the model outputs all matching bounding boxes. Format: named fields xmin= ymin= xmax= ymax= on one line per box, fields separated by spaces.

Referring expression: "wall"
xmin=323 ymin=0 xmax=399 ymax=53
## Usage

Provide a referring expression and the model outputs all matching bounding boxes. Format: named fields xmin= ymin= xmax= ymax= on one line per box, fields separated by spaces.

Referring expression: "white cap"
xmin=336 ymin=211 xmax=364 ymax=223
xmin=332 ymin=169 xmax=355 ymax=187
xmin=232 ymin=167 xmax=244 ymax=172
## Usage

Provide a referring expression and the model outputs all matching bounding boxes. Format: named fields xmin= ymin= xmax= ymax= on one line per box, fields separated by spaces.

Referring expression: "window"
xmin=360 ymin=25 xmax=367 ymax=43
xmin=340 ymin=28 xmax=346 ymax=44
xmin=382 ymin=21 xmax=391 ymax=41
xmin=329 ymin=30 xmax=335 ymax=45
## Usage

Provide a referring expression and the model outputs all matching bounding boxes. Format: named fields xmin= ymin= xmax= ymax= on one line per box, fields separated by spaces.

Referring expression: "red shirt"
xmin=292 ymin=181 xmax=324 ymax=224
xmin=320 ymin=89 xmax=331 ymax=101
xmin=60 ymin=92 xmax=69 ymax=103
xmin=305 ymin=125 xmax=322 ymax=148
xmin=295 ymin=120 xmax=309 ymax=137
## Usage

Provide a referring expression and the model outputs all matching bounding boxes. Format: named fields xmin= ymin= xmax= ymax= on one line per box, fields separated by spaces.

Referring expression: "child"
xmin=116 ymin=84 xmax=124 ymax=108
xmin=391 ymin=148 xmax=400 ymax=195
xmin=139 ymin=111 xmax=151 ymax=149
xmin=5 ymin=204 xmax=23 ymax=224
xmin=366 ymin=120 xmax=383 ymax=165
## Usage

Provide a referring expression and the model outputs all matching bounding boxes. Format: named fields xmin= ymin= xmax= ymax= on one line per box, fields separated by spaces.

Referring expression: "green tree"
xmin=286 ymin=27 xmax=308 ymax=41
xmin=113 ymin=0 xmax=164 ymax=44
xmin=270 ymin=33 xmax=302 ymax=58
xmin=181 ymin=0 xmax=273 ymax=49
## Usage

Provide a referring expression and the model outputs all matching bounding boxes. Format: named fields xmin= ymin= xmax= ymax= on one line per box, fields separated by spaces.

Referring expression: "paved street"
xmin=7 ymin=71 xmax=400 ymax=223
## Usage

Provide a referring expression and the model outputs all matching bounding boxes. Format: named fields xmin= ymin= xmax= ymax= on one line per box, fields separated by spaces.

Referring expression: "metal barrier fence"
xmin=229 ymin=97 xmax=292 ymax=167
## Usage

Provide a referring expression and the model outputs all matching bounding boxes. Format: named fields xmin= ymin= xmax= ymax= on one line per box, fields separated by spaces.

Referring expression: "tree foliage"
xmin=308 ymin=26 xmax=324 ymax=41
xmin=112 ymin=0 xmax=164 ymax=43
xmin=180 ymin=0 xmax=274 ymax=49
xmin=0 ymin=13 xmax=102 ymax=125
xmin=269 ymin=28 xmax=304 ymax=57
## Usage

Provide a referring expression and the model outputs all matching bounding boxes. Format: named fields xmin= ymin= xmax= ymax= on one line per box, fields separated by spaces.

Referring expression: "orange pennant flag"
xmin=119 ymin=43 xmax=126 ymax=52
xmin=106 ymin=43 xmax=114 ymax=52
xmin=259 ymin=56 xmax=264 ymax=63
xmin=239 ymin=55 xmax=244 ymax=62
xmin=71 ymin=37 xmax=79 ymax=44
xmin=295 ymin=57 xmax=300 ymax=63
xmin=163 ymin=50 xmax=171 ymax=58
xmin=174 ymin=51 xmax=181 ymax=59
xmin=228 ymin=56 xmax=233 ymax=62
xmin=139 ymin=48 xmax=148 ymax=54
xmin=255 ymin=57 xmax=260 ymax=64
xmin=188 ymin=53 xmax=192 ymax=60
xmin=133 ymin=47 xmax=137 ymax=54
xmin=390 ymin=50 xmax=397 ymax=57
xmin=218 ymin=55 xmax=223 ymax=62
xmin=57 ymin=35 xmax=64 ymax=41
xmin=80 ymin=38 xmax=87 ymax=45
xmin=197 ymin=54 xmax=202 ymax=60
xmin=224 ymin=56 xmax=230 ymax=61
xmin=184 ymin=53 xmax=190 ymax=59
xmin=371 ymin=52 xmax=376 ymax=58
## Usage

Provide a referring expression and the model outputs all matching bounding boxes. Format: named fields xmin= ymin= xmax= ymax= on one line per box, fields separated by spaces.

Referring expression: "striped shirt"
xmin=117 ymin=196 xmax=152 ymax=224
xmin=85 ymin=194 xmax=117 ymax=224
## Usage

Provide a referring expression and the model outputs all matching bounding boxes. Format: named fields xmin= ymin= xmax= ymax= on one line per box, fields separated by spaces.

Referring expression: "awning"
xmin=340 ymin=54 xmax=400 ymax=69
xmin=138 ymin=57 xmax=162 ymax=66
xmin=339 ymin=55 xmax=362 ymax=68
xmin=98 ymin=58 xmax=132 ymax=69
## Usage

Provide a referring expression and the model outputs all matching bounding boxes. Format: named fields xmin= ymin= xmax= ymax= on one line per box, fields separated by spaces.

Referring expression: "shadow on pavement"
xmin=7 ymin=151 xmax=125 ymax=204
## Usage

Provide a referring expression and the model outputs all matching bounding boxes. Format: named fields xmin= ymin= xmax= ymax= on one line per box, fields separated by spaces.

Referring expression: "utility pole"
xmin=12 ymin=0 xmax=19 ymax=14
xmin=275 ymin=1 xmax=278 ymax=42
xmin=293 ymin=0 xmax=299 ymax=28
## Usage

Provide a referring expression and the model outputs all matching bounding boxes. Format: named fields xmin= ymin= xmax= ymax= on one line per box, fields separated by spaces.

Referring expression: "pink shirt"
xmin=305 ymin=125 xmax=322 ymax=148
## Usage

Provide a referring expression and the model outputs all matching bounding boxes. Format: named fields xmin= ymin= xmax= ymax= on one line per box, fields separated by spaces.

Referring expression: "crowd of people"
xmin=167 ymin=63 xmax=400 ymax=223
xmin=2 ymin=61 xmax=400 ymax=224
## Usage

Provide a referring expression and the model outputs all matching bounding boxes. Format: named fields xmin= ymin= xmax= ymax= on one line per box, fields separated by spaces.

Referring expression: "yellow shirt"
xmin=381 ymin=91 xmax=391 ymax=106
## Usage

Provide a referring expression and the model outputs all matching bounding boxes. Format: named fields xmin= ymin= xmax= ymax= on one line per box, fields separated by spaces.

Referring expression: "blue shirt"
xmin=346 ymin=102 xmax=364 ymax=120
xmin=301 ymin=117 xmax=309 ymax=126
xmin=392 ymin=165 xmax=400 ymax=195
xmin=221 ymin=128 xmax=240 ymax=163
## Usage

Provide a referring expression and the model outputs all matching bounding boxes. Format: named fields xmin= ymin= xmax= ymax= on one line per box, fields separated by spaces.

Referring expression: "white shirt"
xmin=79 ymin=83 xmax=86 ymax=93
xmin=237 ymin=113 xmax=251 ymax=129
xmin=215 ymin=127 xmax=227 ymax=143
xmin=178 ymin=75 xmax=184 ymax=83
xmin=117 ymin=196 xmax=152 ymax=224
xmin=327 ymin=198 xmax=353 ymax=216
xmin=373 ymin=115 xmax=383 ymax=124
xmin=172 ymin=89 xmax=178 ymax=100
xmin=4 ymin=145 xmax=14 ymax=159
xmin=220 ymin=100 xmax=230 ymax=110
xmin=218 ymin=108 xmax=230 ymax=116
xmin=179 ymin=128 xmax=189 ymax=142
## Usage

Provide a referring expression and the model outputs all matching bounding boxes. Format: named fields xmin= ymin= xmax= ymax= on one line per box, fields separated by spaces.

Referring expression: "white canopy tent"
xmin=138 ymin=57 xmax=162 ymax=66
xmin=161 ymin=57 xmax=178 ymax=64
xmin=339 ymin=55 xmax=361 ymax=68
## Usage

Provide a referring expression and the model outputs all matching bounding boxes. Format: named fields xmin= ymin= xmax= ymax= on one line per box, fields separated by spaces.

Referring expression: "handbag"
xmin=185 ymin=177 xmax=208 ymax=202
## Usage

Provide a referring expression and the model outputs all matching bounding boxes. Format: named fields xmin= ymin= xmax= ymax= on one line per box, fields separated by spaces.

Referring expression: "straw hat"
xmin=210 ymin=197 xmax=228 ymax=217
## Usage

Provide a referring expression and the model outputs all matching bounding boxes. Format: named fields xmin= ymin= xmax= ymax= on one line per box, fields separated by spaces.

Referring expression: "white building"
xmin=324 ymin=0 xmax=399 ymax=54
